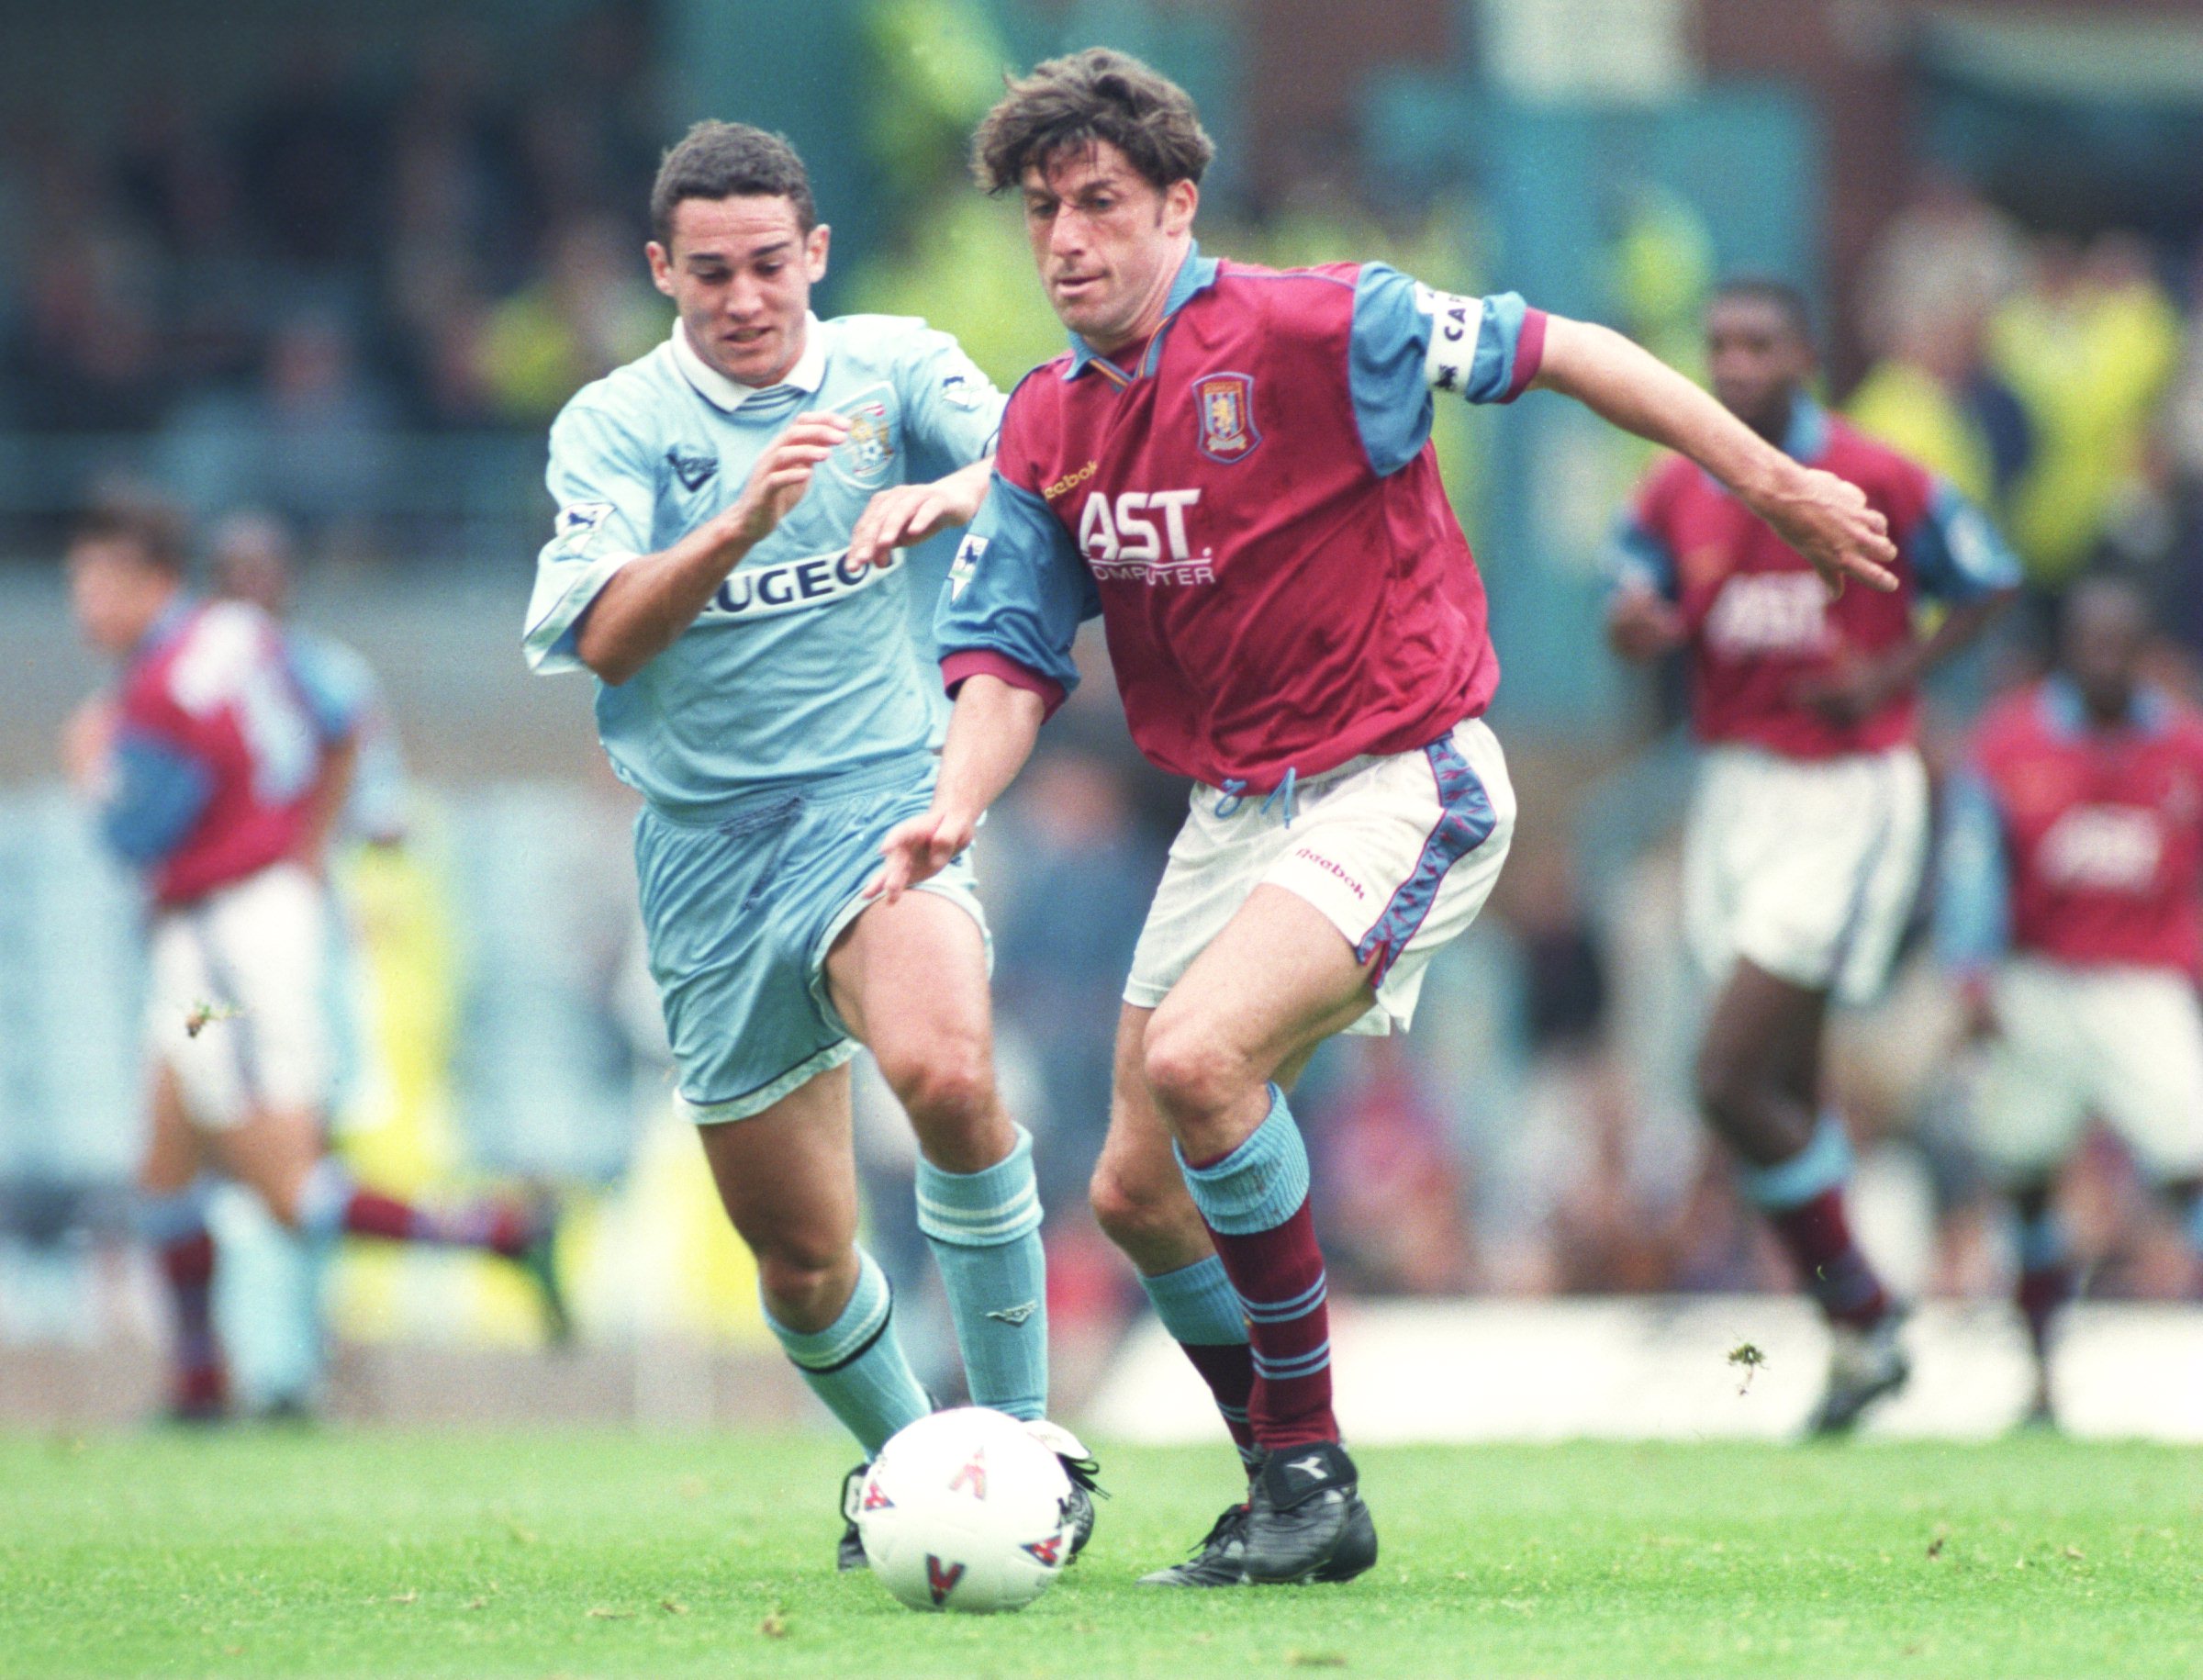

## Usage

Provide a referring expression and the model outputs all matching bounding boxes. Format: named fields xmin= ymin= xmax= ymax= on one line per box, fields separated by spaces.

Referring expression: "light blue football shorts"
xmin=634 ymin=755 xmax=989 ymax=1124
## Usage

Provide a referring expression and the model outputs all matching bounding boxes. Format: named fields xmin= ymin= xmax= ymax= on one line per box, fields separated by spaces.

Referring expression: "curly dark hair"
xmin=972 ymin=48 xmax=1214 ymax=196
xmin=650 ymin=120 xmax=816 ymax=244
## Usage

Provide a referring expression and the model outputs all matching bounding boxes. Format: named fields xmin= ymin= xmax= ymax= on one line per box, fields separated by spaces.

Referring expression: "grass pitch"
xmin=4 ymin=1430 xmax=2198 ymax=1678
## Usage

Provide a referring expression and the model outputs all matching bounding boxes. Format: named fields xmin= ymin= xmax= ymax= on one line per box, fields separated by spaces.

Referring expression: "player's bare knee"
xmin=1089 ymin=1158 xmax=1166 ymax=1248
xmin=1140 ymin=1016 xmax=1245 ymax=1125
xmin=881 ymin=1038 xmax=994 ymax=1128
xmin=755 ymin=1239 xmax=856 ymax=1325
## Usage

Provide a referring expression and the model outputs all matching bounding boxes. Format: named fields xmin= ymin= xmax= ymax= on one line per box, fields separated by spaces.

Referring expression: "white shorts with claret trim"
xmin=1124 ymin=718 xmax=1516 ymax=1036
xmin=1972 ymin=958 xmax=2203 ymax=1182
xmin=1683 ymin=743 xmax=1929 ymax=1006
xmin=147 ymin=862 xmax=331 ymax=1128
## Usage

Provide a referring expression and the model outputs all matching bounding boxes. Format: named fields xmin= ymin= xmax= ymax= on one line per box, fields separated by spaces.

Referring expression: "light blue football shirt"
xmin=524 ymin=314 xmax=1005 ymax=816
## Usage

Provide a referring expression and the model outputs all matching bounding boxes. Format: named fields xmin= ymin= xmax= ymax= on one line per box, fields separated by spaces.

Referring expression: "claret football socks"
xmin=1174 ymin=1084 xmax=1338 ymax=1447
xmin=1139 ymin=1253 xmax=1260 ymax=1469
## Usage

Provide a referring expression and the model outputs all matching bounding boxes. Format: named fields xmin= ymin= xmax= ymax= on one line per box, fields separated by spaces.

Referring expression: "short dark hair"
xmin=972 ymin=49 xmax=1214 ymax=196
xmin=650 ymin=121 xmax=816 ymax=244
xmin=1710 ymin=276 xmax=1815 ymax=345
xmin=69 ymin=492 xmax=188 ymax=576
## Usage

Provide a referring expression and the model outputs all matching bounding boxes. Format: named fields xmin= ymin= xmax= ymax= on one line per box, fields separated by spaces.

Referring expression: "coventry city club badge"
xmin=841 ymin=400 xmax=897 ymax=485
xmin=1193 ymin=372 xmax=1260 ymax=464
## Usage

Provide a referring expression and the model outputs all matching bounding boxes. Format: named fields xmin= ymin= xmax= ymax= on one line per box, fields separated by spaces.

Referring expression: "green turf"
xmin=3 ymin=1430 xmax=2198 ymax=1678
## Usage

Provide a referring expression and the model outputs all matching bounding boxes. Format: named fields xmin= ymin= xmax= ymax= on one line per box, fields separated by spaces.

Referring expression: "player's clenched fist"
xmin=725 ymin=410 xmax=852 ymax=546
xmin=867 ymin=806 xmax=976 ymax=903
xmin=1752 ymin=465 xmax=1898 ymax=598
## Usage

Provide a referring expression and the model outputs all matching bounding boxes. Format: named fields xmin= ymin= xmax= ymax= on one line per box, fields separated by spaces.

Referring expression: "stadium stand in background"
xmin=3 ymin=0 xmax=2202 ymax=1434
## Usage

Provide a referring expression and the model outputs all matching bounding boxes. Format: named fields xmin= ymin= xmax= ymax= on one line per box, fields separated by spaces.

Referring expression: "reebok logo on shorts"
xmin=1292 ymin=848 xmax=1366 ymax=901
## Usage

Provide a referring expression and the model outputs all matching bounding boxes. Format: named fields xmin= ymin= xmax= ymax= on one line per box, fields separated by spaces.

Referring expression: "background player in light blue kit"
xmin=522 ymin=122 xmax=1090 ymax=1565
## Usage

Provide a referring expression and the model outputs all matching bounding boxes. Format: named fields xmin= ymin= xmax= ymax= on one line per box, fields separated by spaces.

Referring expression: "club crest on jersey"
xmin=841 ymin=401 xmax=896 ymax=484
xmin=1193 ymin=371 xmax=1260 ymax=463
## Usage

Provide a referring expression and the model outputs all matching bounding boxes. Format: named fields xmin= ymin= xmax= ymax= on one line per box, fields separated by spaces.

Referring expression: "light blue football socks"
xmin=916 ymin=1125 xmax=1048 ymax=1422
xmin=764 ymin=1246 xmax=931 ymax=1454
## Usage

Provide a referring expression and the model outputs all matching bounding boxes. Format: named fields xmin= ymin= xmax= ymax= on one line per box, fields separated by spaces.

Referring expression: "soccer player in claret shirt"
xmin=1606 ymin=280 xmax=2019 ymax=1433
xmin=522 ymin=123 xmax=1093 ymax=1566
xmin=1938 ymin=577 xmax=2203 ymax=1428
xmin=872 ymin=50 xmax=1897 ymax=1585
xmin=62 ymin=501 xmax=565 ymax=1422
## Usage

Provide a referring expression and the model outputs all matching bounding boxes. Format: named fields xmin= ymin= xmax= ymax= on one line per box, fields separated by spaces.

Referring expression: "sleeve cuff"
xmin=1502 ymin=308 xmax=1549 ymax=403
xmin=941 ymin=649 xmax=1067 ymax=720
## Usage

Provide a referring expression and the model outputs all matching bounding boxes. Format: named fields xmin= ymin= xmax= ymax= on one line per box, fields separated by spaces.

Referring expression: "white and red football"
xmin=855 ymin=1406 xmax=1077 ymax=1614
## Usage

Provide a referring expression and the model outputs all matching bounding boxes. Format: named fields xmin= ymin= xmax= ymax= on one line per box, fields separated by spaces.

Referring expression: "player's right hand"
xmin=1756 ymin=465 xmax=1898 ymax=598
xmin=726 ymin=411 xmax=852 ymax=546
xmin=867 ymin=807 xmax=975 ymax=904
xmin=1606 ymin=584 xmax=1686 ymax=662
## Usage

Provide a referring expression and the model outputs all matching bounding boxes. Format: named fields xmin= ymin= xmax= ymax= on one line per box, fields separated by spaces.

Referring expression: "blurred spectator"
xmin=158 ymin=314 xmax=397 ymax=536
xmin=475 ymin=215 xmax=665 ymax=424
xmin=235 ymin=36 xmax=381 ymax=275
xmin=985 ymin=749 xmax=1157 ymax=1222
xmin=1847 ymin=303 xmax=2031 ymax=516
xmin=1857 ymin=168 xmax=2028 ymax=368
xmin=1988 ymin=233 xmax=2184 ymax=593
xmin=1318 ymin=1036 xmax=1470 ymax=1294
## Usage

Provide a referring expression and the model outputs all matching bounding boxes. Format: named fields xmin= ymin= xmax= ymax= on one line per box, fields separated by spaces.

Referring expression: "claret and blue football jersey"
xmin=1608 ymin=395 xmax=2020 ymax=759
xmin=934 ymin=242 xmax=1547 ymax=794
xmin=525 ymin=313 xmax=1005 ymax=816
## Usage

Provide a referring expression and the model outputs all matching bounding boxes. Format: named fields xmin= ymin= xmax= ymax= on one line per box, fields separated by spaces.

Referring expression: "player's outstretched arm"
xmin=868 ymin=674 xmax=1046 ymax=903
xmin=1531 ymin=317 xmax=1898 ymax=597
xmin=849 ymin=459 xmax=994 ymax=571
xmin=574 ymin=411 xmax=851 ymax=685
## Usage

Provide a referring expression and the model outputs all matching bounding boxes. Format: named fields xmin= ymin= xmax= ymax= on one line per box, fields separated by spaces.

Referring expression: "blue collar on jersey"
xmin=1063 ymin=241 xmax=1221 ymax=386
xmin=1779 ymin=393 xmax=1829 ymax=462
xmin=2041 ymin=672 xmax=2172 ymax=738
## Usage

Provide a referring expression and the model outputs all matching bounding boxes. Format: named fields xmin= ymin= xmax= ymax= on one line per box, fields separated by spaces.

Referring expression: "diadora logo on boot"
xmin=1285 ymin=1454 xmax=1331 ymax=1482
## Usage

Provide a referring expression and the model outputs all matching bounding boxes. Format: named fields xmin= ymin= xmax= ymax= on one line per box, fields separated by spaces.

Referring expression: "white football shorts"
xmin=1683 ymin=742 xmax=1929 ymax=1006
xmin=1124 ymin=717 xmax=1516 ymax=1036
xmin=147 ymin=861 xmax=331 ymax=1128
xmin=1972 ymin=958 xmax=2203 ymax=1182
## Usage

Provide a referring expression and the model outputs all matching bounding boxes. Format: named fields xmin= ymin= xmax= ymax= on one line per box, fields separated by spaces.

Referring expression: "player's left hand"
xmin=1790 ymin=649 xmax=1908 ymax=726
xmin=1753 ymin=466 xmax=1899 ymax=598
xmin=866 ymin=806 xmax=975 ymax=904
xmin=848 ymin=462 xmax=992 ymax=570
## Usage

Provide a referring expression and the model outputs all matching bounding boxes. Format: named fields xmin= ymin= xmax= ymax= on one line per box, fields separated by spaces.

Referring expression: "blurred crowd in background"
xmin=4 ymin=0 xmax=2203 ymax=1411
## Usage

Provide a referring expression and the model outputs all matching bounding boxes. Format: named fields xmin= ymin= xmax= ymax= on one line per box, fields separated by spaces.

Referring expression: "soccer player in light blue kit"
xmin=523 ymin=123 xmax=1090 ymax=1564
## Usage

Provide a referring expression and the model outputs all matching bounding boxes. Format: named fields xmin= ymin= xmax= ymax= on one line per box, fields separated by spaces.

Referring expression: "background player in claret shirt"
xmin=62 ymin=501 xmax=562 ymax=1422
xmin=1606 ymin=280 xmax=2019 ymax=1433
xmin=1938 ymin=577 xmax=2203 ymax=1428
xmin=521 ymin=123 xmax=1093 ymax=1566
xmin=873 ymin=50 xmax=1900 ymax=1586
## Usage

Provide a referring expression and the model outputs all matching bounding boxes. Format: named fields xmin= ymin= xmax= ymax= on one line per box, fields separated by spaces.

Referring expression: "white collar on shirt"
xmin=671 ymin=314 xmax=828 ymax=411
